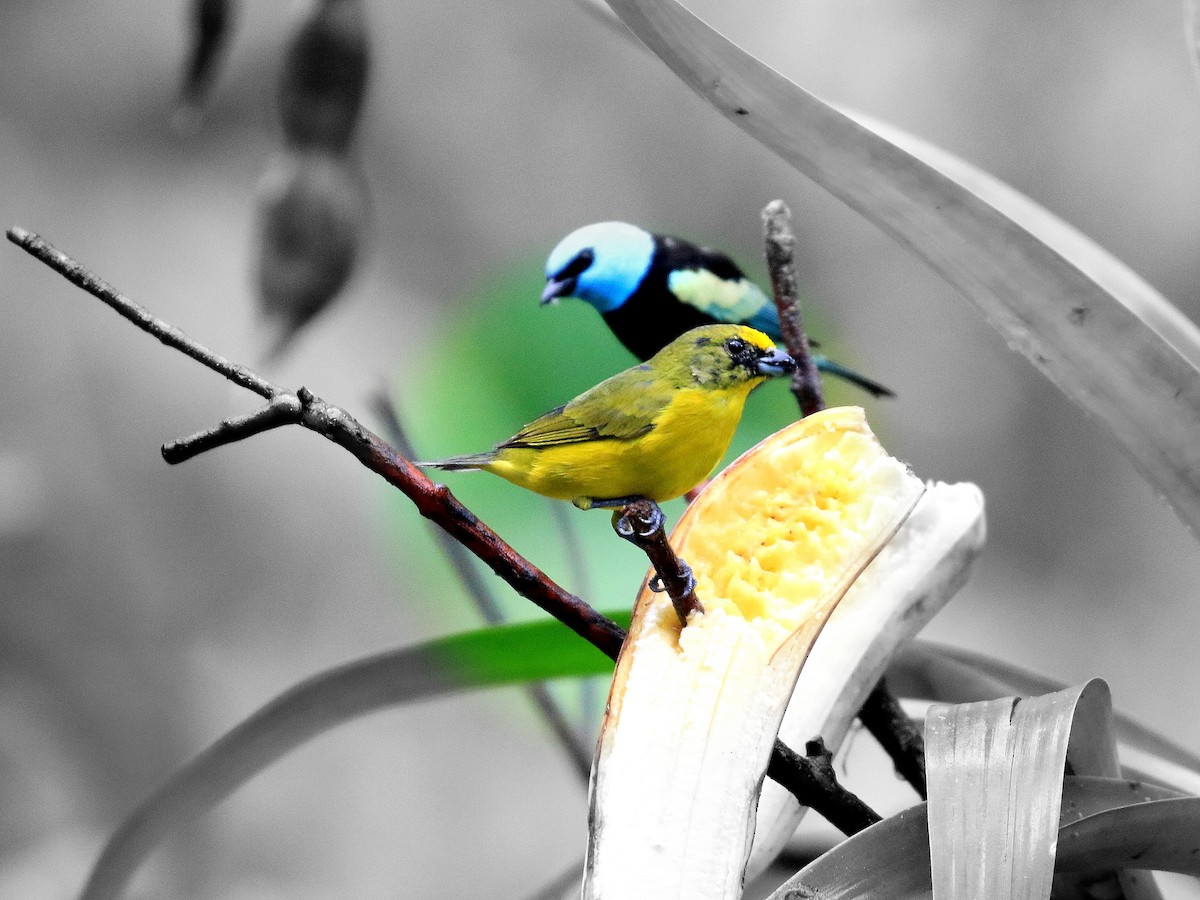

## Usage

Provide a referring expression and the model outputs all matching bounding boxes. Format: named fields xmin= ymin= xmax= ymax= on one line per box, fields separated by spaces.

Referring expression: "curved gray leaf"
xmin=604 ymin=0 xmax=1200 ymax=534
xmin=889 ymin=642 xmax=1200 ymax=796
xmin=81 ymin=642 xmax=473 ymax=900
xmin=765 ymin=778 xmax=1196 ymax=900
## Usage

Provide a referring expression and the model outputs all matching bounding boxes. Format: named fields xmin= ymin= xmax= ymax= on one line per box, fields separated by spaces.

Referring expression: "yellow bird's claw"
xmin=611 ymin=499 xmax=665 ymax=540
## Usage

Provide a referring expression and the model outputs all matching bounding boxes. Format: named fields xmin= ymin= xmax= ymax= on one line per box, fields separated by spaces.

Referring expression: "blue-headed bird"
xmin=541 ymin=221 xmax=891 ymax=398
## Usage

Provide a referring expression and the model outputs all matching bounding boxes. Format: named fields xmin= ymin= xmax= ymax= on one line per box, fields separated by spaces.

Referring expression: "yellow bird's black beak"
xmin=755 ymin=347 xmax=797 ymax=377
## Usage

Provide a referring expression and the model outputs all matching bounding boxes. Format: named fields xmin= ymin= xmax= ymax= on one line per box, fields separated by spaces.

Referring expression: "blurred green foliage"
xmin=385 ymin=249 xmax=871 ymax=636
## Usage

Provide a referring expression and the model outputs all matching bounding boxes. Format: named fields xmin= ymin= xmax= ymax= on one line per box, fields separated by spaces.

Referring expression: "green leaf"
xmin=80 ymin=616 xmax=626 ymax=900
xmin=436 ymin=609 xmax=627 ymax=684
xmin=604 ymin=0 xmax=1200 ymax=535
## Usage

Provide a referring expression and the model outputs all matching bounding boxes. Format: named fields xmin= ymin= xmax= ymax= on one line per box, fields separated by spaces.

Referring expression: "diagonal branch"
xmin=767 ymin=737 xmax=881 ymax=836
xmin=9 ymin=228 xmax=277 ymax=399
xmin=368 ymin=390 xmax=594 ymax=783
xmin=8 ymin=226 xmax=625 ymax=661
xmin=7 ymin=225 xmax=880 ymax=833
xmin=859 ymin=677 xmax=927 ymax=798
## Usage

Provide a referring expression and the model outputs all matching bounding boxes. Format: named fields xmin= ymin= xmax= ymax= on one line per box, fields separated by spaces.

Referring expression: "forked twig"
xmin=9 ymin=226 xmax=625 ymax=660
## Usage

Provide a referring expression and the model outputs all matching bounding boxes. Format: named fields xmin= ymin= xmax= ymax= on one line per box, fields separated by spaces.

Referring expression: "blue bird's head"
xmin=541 ymin=221 xmax=655 ymax=314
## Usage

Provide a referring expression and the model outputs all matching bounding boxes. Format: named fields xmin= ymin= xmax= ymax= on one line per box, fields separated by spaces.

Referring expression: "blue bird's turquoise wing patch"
xmin=666 ymin=268 xmax=775 ymax=330
xmin=743 ymin=302 xmax=782 ymax=338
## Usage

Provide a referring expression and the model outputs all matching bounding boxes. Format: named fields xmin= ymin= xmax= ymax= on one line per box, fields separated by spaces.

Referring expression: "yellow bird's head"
xmin=649 ymin=324 xmax=796 ymax=389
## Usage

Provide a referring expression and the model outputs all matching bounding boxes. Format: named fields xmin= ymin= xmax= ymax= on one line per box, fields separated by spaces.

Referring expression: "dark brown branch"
xmin=762 ymin=200 xmax=823 ymax=417
xmin=163 ymin=393 xmax=303 ymax=463
xmin=8 ymin=226 xmax=625 ymax=661
xmin=767 ymin=737 xmax=881 ymax=836
xmin=8 ymin=227 xmax=277 ymax=400
xmin=858 ymin=677 xmax=927 ymax=799
xmin=8 ymin=225 xmax=881 ymax=833
xmin=367 ymin=389 xmax=510 ymax=627
xmin=761 ymin=201 xmax=927 ymax=800
xmin=612 ymin=499 xmax=702 ymax=623
xmin=368 ymin=389 xmax=594 ymax=784
xmin=324 ymin=386 xmax=636 ymax=659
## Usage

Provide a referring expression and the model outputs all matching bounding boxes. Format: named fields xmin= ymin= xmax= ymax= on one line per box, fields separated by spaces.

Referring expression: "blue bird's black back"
xmin=601 ymin=234 xmax=749 ymax=361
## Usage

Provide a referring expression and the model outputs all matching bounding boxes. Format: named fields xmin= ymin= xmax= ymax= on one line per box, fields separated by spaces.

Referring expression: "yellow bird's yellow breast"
xmin=484 ymin=383 xmax=757 ymax=504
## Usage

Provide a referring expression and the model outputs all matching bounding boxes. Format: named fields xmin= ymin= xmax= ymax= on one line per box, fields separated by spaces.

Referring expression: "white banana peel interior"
xmin=584 ymin=407 xmax=930 ymax=899
xmin=746 ymin=477 xmax=986 ymax=878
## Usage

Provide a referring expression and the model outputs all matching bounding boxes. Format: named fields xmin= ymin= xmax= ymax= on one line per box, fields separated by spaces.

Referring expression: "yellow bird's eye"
xmin=725 ymin=337 xmax=748 ymax=357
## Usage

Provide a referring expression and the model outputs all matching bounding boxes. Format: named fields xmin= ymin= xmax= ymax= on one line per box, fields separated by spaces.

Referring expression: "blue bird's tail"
xmin=811 ymin=355 xmax=895 ymax=398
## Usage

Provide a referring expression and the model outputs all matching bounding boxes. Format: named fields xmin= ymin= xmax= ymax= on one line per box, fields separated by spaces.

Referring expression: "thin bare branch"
xmin=762 ymin=200 xmax=823 ymax=417
xmin=760 ymin=202 xmax=927 ymax=798
xmin=859 ymin=677 xmax=927 ymax=799
xmin=766 ymin=737 xmax=882 ymax=836
xmin=9 ymin=227 xmax=277 ymax=399
xmin=163 ymin=393 xmax=304 ymax=463
xmin=8 ymin=225 xmax=879 ymax=834
xmin=7 ymin=227 xmax=626 ymax=660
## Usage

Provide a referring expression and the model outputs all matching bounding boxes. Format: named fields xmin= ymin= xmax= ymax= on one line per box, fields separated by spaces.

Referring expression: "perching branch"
xmin=760 ymin=202 xmax=928 ymax=799
xmin=612 ymin=498 xmax=703 ymax=623
xmin=8 ymin=225 xmax=880 ymax=831
xmin=762 ymin=200 xmax=824 ymax=417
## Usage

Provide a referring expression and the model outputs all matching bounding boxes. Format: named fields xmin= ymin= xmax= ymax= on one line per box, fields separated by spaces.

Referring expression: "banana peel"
xmin=747 ymin=476 xmax=986 ymax=877
xmin=583 ymin=406 xmax=984 ymax=899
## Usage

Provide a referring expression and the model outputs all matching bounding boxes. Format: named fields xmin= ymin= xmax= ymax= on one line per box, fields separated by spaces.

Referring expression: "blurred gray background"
xmin=2 ymin=0 xmax=1200 ymax=897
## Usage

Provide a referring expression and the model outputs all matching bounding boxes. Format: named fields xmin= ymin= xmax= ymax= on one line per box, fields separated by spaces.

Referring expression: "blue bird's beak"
xmin=540 ymin=276 xmax=576 ymax=306
xmin=755 ymin=348 xmax=797 ymax=377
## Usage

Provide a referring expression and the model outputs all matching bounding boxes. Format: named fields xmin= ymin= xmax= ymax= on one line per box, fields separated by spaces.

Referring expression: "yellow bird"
xmin=418 ymin=324 xmax=796 ymax=509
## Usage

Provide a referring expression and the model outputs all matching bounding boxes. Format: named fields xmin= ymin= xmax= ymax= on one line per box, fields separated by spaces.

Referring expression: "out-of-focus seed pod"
xmin=177 ymin=0 xmax=236 ymax=131
xmin=254 ymin=149 xmax=369 ymax=358
xmin=278 ymin=0 xmax=369 ymax=153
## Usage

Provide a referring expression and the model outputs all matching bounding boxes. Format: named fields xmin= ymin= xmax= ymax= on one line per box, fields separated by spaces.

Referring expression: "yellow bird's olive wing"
xmin=501 ymin=405 xmax=610 ymax=449
xmin=502 ymin=368 xmax=668 ymax=449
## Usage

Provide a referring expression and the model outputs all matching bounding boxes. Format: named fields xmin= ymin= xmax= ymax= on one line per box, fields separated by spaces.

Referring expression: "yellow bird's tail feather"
xmin=415 ymin=452 xmax=497 ymax=472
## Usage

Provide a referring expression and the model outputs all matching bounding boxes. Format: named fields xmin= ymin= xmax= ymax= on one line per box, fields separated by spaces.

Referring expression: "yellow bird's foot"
xmin=649 ymin=559 xmax=695 ymax=598
xmin=603 ymin=498 xmax=664 ymax=540
xmin=605 ymin=497 xmax=703 ymax=623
